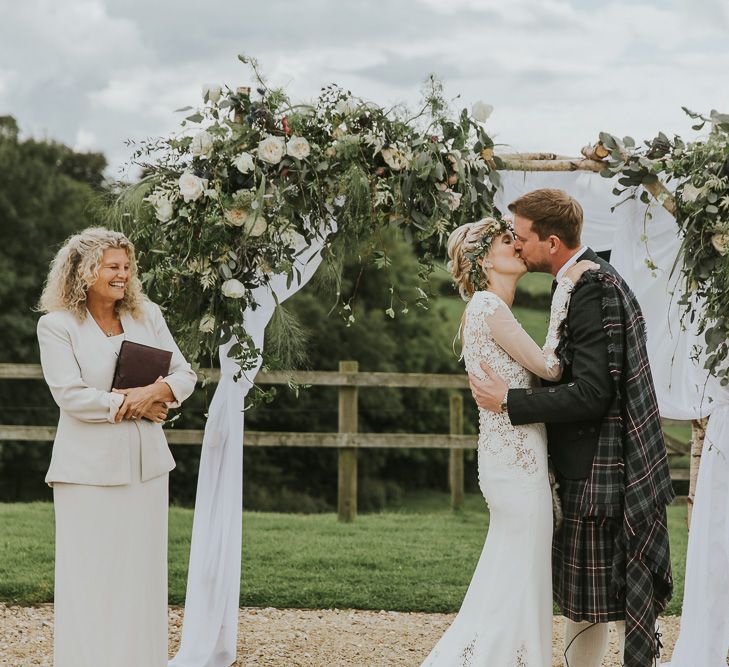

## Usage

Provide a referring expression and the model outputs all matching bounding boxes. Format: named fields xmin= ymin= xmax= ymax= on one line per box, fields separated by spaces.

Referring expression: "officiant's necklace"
xmin=89 ymin=311 xmax=122 ymax=337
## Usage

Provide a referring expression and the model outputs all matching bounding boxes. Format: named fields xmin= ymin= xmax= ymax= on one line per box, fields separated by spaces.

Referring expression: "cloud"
xmin=0 ymin=0 xmax=727 ymax=176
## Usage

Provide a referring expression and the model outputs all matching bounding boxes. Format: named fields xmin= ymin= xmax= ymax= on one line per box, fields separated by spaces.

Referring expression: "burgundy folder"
xmin=111 ymin=340 xmax=172 ymax=390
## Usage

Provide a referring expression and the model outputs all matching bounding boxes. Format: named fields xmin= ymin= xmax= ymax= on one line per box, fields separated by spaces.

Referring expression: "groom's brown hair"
xmin=508 ymin=188 xmax=583 ymax=249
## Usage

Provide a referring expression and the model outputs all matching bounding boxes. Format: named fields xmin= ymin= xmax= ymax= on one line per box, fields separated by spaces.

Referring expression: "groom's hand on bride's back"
xmin=468 ymin=361 xmax=508 ymax=413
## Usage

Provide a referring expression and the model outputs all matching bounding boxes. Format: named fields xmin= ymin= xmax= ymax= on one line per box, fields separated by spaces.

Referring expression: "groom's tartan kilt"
xmin=552 ymin=475 xmax=625 ymax=621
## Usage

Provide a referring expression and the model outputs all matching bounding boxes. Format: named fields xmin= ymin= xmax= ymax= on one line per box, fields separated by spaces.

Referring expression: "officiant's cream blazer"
xmin=37 ymin=300 xmax=197 ymax=486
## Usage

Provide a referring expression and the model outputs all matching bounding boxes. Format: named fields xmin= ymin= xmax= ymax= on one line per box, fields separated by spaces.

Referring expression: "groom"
xmin=469 ymin=189 xmax=674 ymax=667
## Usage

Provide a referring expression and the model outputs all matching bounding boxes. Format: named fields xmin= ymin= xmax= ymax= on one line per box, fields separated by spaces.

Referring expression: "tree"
xmin=0 ymin=117 xmax=107 ymax=500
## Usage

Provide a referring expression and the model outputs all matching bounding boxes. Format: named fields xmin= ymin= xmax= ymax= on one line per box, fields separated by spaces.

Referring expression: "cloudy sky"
xmin=2 ymin=0 xmax=728 ymax=178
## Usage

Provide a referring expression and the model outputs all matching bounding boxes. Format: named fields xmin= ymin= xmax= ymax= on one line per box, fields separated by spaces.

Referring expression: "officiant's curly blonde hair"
xmin=38 ymin=227 xmax=145 ymax=320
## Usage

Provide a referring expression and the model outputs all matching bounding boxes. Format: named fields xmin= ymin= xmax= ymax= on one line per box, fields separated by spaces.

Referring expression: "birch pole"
xmin=688 ymin=418 xmax=709 ymax=527
xmin=495 ymin=151 xmax=677 ymax=217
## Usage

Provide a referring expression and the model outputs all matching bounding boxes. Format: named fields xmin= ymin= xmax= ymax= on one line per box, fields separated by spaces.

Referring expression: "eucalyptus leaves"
xmin=599 ymin=108 xmax=729 ymax=385
xmin=121 ymin=55 xmax=500 ymax=379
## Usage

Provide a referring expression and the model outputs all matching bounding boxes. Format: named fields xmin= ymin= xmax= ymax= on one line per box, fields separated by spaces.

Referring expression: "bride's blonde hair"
xmin=38 ymin=227 xmax=146 ymax=320
xmin=446 ymin=217 xmax=506 ymax=300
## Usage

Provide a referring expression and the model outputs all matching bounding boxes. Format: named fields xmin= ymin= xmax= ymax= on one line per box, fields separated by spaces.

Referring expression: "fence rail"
xmin=0 ymin=362 xmax=691 ymax=520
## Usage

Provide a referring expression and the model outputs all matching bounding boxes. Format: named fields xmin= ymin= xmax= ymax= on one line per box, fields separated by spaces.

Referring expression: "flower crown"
xmin=463 ymin=218 xmax=513 ymax=292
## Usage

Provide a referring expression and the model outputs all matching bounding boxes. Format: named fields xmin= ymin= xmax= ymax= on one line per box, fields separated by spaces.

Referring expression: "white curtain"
xmin=497 ymin=170 xmax=729 ymax=666
xmin=169 ymin=224 xmax=334 ymax=667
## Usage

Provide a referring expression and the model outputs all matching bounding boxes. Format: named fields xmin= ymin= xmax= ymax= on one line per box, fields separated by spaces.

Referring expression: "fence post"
xmin=338 ymin=360 xmax=358 ymax=522
xmin=449 ymin=393 xmax=465 ymax=510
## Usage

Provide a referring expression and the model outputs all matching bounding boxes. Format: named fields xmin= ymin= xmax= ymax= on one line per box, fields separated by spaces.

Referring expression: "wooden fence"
xmin=0 ymin=361 xmax=690 ymax=522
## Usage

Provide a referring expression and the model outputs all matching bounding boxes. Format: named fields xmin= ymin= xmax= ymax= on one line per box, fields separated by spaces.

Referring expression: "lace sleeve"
xmin=477 ymin=281 xmax=574 ymax=381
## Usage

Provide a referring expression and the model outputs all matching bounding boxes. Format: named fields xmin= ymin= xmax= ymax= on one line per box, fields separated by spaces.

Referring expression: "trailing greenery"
xmin=599 ymin=108 xmax=729 ymax=385
xmin=0 ymin=498 xmax=688 ymax=615
xmin=115 ymin=55 xmax=502 ymax=384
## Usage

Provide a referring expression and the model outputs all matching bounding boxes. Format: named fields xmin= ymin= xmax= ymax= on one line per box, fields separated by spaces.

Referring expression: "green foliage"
xmin=115 ymin=56 xmax=500 ymax=383
xmin=0 ymin=499 xmax=688 ymax=615
xmin=599 ymin=109 xmax=729 ymax=384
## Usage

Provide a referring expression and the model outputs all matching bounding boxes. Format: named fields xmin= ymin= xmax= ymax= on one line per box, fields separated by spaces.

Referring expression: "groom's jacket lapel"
xmin=506 ymin=247 xmax=618 ymax=479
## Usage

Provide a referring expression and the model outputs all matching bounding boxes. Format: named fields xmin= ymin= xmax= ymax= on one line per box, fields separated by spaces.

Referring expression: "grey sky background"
xmin=2 ymin=0 xmax=728 ymax=179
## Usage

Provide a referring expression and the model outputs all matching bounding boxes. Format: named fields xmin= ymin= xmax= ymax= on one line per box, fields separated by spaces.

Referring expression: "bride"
xmin=421 ymin=218 xmax=596 ymax=667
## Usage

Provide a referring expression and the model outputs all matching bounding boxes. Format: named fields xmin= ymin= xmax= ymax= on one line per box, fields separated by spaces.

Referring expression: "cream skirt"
xmin=52 ymin=432 xmax=169 ymax=667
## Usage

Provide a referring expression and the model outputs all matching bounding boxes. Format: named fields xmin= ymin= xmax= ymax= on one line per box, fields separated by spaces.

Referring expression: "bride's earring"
xmin=483 ymin=260 xmax=493 ymax=269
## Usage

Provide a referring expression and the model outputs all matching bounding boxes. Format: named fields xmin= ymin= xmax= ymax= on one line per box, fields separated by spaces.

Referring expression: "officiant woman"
xmin=36 ymin=227 xmax=197 ymax=667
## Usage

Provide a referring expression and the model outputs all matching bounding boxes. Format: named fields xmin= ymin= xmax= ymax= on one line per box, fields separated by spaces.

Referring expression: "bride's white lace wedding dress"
xmin=420 ymin=278 xmax=574 ymax=667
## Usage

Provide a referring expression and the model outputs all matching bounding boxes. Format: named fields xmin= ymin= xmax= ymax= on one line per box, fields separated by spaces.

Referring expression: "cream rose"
xmin=335 ymin=98 xmax=355 ymax=116
xmin=471 ymin=101 xmax=494 ymax=123
xmin=223 ymin=208 xmax=250 ymax=227
xmin=280 ymin=228 xmax=300 ymax=248
xmin=154 ymin=197 xmax=174 ymax=222
xmin=178 ymin=172 xmax=206 ymax=202
xmin=191 ymin=130 xmax=214 ymax=158
xmin=711 ymin=232 xmax=729 ymax=256
xmin=244 ymin=215 xmax=267 ymax=237
xmin=257 ymin=136 xmax=285 ymax=165
xmin=221 ymin=279 xmax=246 ymax=299
xmin=446 ymin=189 xmax=462 ymax=211
xmin=202 ymin=84 xmax=222 ymax=104
xmin=199 ymin=314 xmax=216 ymax=333
xmin=145 ymin=190 xmax=175 ymax=222
xmin=287 ymin=136 xmax=311 ymax=160
xmin=233 ymin=151 xmax=254 ymax=174
xmin=381 ymin=146 xmax=409 ymax=171
xmin=682 ymin=184 xmax=702 ymax=203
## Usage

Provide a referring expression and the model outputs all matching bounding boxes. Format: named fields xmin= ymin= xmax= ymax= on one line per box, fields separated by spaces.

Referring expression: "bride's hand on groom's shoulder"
xmin=565 ymin=260 xmax=600 ymax=284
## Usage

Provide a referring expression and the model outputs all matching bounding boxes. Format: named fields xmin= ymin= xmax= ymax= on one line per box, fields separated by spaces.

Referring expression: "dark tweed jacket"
xmin=559 ymin=271 xmax=674 ymax=667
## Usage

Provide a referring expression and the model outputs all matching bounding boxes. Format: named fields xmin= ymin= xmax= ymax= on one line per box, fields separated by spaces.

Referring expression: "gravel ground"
xmin=0 ymin=604 xmax=683 ymax=666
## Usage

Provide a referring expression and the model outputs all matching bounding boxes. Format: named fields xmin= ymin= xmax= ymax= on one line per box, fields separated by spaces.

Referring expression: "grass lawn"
xmin=0 ymin=495 xmax=688 ymax=616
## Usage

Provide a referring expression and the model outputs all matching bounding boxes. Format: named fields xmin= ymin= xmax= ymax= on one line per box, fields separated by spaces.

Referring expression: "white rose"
xmin=178 ymin=172 xmax=206 ymax=202
xmin=471 ymin=101 xmax=494 ymax=123
xmin=154 ymin=197 xmax=174 ymax=222
xmin=335 ymin=98 xmax=356 ymax=116
xmin=202 ymin=84 xmax=222 ymax=104
xmin=233 ymin=151 xmax=254 ymax=174
xmin=191 ymin=130 xmax=214 ymax=158
xmin=244 ymin=215 xmax=267 ymax=237
xmin=221 ymin=279 xmax=247 ymax=299
xmin=381 ymin=147 xmax=409 ymax=171
xmin=257 ymin=136 xmax=285 ymax=165
xmin=280 ymin=228 xmax=300 ymax=248
xmin=682 ymin=183 xmax=702 ymax=203
xmin=287 ymin=136 xmax=311 ymax=160
xmin=223 ymin=208 xmax=249 ymax=227
xmin=199 ymin=314 xmax=216 ymax=333
xmin=711 ymin=232 xmax=729 ymax=256
xmin=446 ymin=189 xmax=462 ymax=211
xmin=332 ymin=124 xmax=347 ymax=140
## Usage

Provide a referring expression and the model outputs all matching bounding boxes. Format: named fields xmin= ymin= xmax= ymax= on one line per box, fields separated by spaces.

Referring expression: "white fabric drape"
xmin=497 ymin=170 xmax=729 ymax=666
xmin=169 ymin=225 xmax=334 ymax=667
xmin=665 ymin=401 xmax=729 ymax=667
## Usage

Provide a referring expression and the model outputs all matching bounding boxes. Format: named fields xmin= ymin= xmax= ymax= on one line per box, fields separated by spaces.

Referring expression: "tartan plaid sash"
xmin=557 ymin=271 xmax=674 ymax=666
